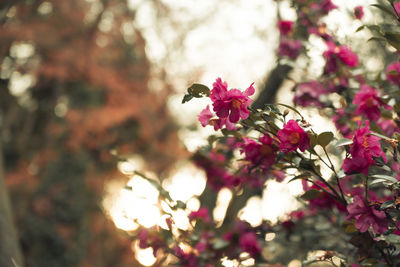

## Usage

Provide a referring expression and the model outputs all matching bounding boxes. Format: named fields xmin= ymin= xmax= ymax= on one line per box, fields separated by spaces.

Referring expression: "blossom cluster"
xmin=131 ymin=1 xmax=400 ymax=266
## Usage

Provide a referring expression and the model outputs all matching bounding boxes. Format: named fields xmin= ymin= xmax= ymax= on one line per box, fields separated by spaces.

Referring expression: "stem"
xmin=322 ymin=147 xmax=346 ymax=204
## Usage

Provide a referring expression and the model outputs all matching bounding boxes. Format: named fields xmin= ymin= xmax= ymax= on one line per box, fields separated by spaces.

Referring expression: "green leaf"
xmin=365 ymin=25 xmax=382 ymax=33
xmin=344 ymin=224 xmax=358 ymax=234
xmin=356 ymin=25 xmax=365 ymax=32
xmin=317 ymin=131 xmax=334 ymax=147
xmin=370 ymin=131 xmax=391 ymax=140
xmin=335 ymin=138 xmax=353 ymax=147
xmin=182 ymin=94 xmax=194 ymax=103
xmin=361 ymin=258 xmax=379 ymax=266
xmin=370 ymin=4 xmax=397 ymax=18
xmin=370 ymin=174 xmax=398 ymax=183
xmin=367 ymin=36 xmax=387 ymax=43
xmin=381 ymin=200 xmax=395 ymax=209
xmin=174 ymin=200 xmax=186 ymax=210
xmin=287 ymin=173 xmax=311 ymax=183
xmin=182 ymin=83 xmax=210 ymax=103
xmin=221 ymin=129 xmax=242 ymax=138
xmin=385 ymin=234 xmax=400 ymax=243
xmin=381 ymin=24 xmax=400 ymax=51
xmin=300 ymin=189 xmax=321 ymax=201
xmin=309 ymin=133 xmax=318 ymax=148
xmin=212 ymin=239 xmax=230 ymax=250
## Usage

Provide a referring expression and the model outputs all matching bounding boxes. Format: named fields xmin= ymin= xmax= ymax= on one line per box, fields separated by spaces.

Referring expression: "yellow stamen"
xmin=289 ymin=132 xmax=300 ymax=144
xmin=231 ymin=99 xmax=242 ymax=109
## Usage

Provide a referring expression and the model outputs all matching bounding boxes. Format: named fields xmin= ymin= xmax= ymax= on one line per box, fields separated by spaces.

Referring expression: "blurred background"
xmin=0 ymin=0 xmax=370 ymax=266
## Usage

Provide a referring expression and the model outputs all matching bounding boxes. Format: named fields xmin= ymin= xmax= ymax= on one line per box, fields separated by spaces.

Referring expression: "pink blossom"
xmin=278 ymin=20 xmax=293 ymax=35
xmin=386 ymin=62 xmax=400 ymax=85
xmin=337 ymin=45 xmax=358 ymax=67
xmin=308 ymin=24 xmax=333 ymax=42
xmin=239 ymin=232 xmax=262 ymax=257
xmin=353 ymin=85 xmax=388 ymax=121
xmin=189 ymin=207 xmax=211 ymax=223
xmin=278 ymin=39 xmax=303 ymax=60
xmin=293 ymin=81 xmax=326 ymax=107
xmin=198 ymin=105 xmax=213 ymax=127
xmin=342 ymin=121 xmax=387 ymax=175
xmin=323 ymin=42 xmax=339 ymax=74
xmin=346 ymin=195 xmax=388 ymax=234
xmin=138 ymin=229 xmax=164 ymax=257
xmin=320 ymin=0 xmax=338 ymax=14
xmin=198 ymin=105 xmax=236 ymax=131
xmin=377 ymin=119 xmax=399 ymax=137
xmin=354 ymin=6 xmax=364 ymax=20
xmin=323 ymin=42 xmax=358 ymax=74
xmin=210 ymin=78 xmax=255 ymax=123
xmin=173 ymin=246 xmax=198 ymax=267
xmin=277 ymin=120 xmax=310 ymax=153
xmin=395 ymin=2 xmax=400 ymax=14
xmin=240 ymin=134 xmax=278 ymax=170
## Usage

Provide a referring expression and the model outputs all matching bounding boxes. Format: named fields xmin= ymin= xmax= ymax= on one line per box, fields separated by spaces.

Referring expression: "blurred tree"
xmin=0 ymin=1 xmax=184 ymax=266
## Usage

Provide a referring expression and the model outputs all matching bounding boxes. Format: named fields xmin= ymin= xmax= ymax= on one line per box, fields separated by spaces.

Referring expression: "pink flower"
xmin=354 ymin=6 xmax=364 ymax=20
xmin=240 ymin=134 xmax=278 ymax=170
xmin=342 ymin=121 xmax=386 ymax=175
xmin=320 ymin=0 xmax=337 ymax=14
xmin=395 ymin=2 xmax=400 ymax=14
xmin=278 ymin=39 xmax=303 ymax=60
xmin=198 ymin=105 xmax=213 ymax=127
xmin=210 ymin=78 xmax=255 ymax=123
xmin=189 ymin=207 xmax=211 ymax=223
xmin=138 ymin=229 xmax=164 ymax=257
xmin=386 ymin=62 xmax=400 ymax=85
xmin=239 ymin=232 xmax=262 ymax=257
xmin=323 ymin=42 xmax=339 ymax=74
xmin=377 ymin=119 xmax=399 ymax=137
xmin=277 ymin=120 xmax=310 ymax=153
xmin=198 ymin=105 xmax=236 ymax=131
xmin=346 ymin=195 xmax=388 ymax=234
xmin=353 ymin=85 xmax=386 ymax=121
xmin=278 ymin=20 xmax=293 ymax=35
xmin=293 ymin=81 xmax=326 ymax=107
xmin=337 ymin=45 xmax=358 ymax=67
xmin=323 ymin=43 xmax=358 ymax=74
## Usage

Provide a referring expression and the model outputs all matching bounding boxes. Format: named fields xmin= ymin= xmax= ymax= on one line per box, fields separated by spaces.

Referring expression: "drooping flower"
xmin=277 ymin=120 xmax=310 ymax=153
xmin=342 ymin=121 xmax=386 ymax=175
xmin=346 ymin=195 xmax=388 ymax=234
xmin=210 ymin=78 xmax=255 ymax=123
xmin=353 ymin=85 xmax=387 ymax=121
xmin=278 ymin=39 xmax=303 ymax=60
xmin=278 ymin=20 xmax=293 ymax=35
xmin=354 ymin=6 xmax=364 ymax=20
xmin=386 ymin=62 xmax=400 ymax=85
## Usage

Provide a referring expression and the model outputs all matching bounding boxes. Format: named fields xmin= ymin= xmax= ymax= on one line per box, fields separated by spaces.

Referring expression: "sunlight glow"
xmin=132 ymin=241 xmax=157 ymax=266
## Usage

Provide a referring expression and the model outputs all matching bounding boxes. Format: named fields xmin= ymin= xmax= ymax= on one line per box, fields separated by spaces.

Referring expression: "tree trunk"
xmin=0 ymin=132 xmax=24 ymax=267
